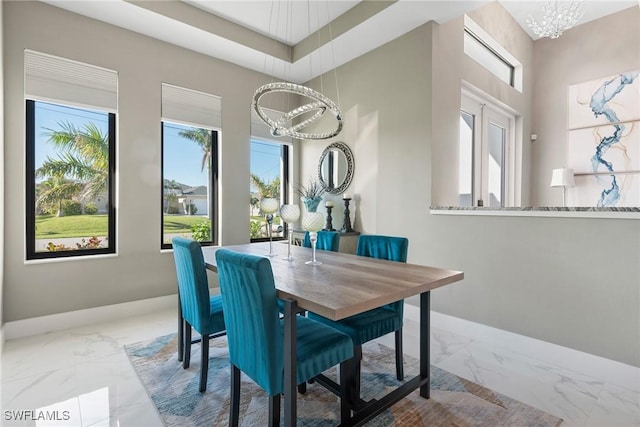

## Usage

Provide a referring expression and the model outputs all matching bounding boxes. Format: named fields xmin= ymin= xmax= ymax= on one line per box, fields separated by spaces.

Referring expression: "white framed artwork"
xmin=567 ymin=70 xmax=640 ymax=207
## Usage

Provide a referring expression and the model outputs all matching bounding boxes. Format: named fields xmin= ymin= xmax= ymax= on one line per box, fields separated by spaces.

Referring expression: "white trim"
xmin=429 ymin=208 xmax=640 ymax=219
xmin=404 ymin=304 xmax=640 ymax=392
xmin=4 ymin=295 xmax=177 ymax=341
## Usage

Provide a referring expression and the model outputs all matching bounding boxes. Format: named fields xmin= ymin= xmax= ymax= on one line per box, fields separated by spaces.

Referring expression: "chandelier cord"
xmin=326 ymin=0 xmax=340 ymax=110
xmin=251 ymin=0 xmax=344 ymax=140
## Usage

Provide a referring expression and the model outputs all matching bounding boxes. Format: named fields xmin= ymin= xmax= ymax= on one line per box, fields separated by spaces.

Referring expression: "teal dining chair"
xmin=309 ymin=234 xmax=408 ymax=398
xmin=172 ymin=237 xmax=226 ymax=392
xmin=302 ymin=230 xmax=340 ymax=252
xmin=215 ymin=248 xmax=354 ymax=427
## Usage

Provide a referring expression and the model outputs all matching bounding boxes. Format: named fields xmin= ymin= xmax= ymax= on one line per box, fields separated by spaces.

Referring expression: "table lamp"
xmin=260 ymin=197 xmax=279 ymax=257
xmin=550 ymin=168 xmax=575 ymax=207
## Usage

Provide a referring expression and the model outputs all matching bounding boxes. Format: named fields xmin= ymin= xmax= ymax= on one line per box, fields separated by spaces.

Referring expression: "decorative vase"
xmin=303 ymin=196 xmax=322 ymax=213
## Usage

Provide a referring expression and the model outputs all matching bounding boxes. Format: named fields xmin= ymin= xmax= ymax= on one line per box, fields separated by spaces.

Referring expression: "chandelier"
xmin=252 ymin=1 xmax=344 ymax=140
xmin=252 ymin=82 xmax=343 ymax=140
xmin=526 ymin=0 xmax=585 ymax=39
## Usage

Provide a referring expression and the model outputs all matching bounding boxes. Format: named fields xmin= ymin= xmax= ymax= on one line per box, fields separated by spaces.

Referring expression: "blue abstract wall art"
xmin=568 ymin=70 xmax=640 ymax=207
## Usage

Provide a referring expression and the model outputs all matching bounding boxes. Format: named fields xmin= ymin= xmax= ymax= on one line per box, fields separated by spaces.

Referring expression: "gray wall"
xmin=3 ymin=1 xmax=639 ymax=367
xmin=299 ymin=10 xmax=639 ymax=366
xmin=531 ymin=6 xmax=640 ymax=206
xmin=2 ymin=1 xmax=297 ymax=321
xmin=431 ymin=1 xmax=533 ymax=207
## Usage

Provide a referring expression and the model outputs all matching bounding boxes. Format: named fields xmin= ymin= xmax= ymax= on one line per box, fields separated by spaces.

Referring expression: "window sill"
xmin=429 ymin=206 xmax=640 ymax=220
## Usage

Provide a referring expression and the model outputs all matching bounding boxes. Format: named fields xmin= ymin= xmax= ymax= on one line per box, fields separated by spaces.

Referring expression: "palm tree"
xmin=37 ymin=121 xmax=109 ymax=202
xmin=178 ymin=128 xmax=212 ymax=173
xmin=178 ymin=128 xmax=212 ymax=216
xmin=36 ymin=175 xmax=84 ymax=217
xmin=250 ymin=174 xmax=280 ymax=199
xmin=163 ymin=179 xmax=182 ymax=214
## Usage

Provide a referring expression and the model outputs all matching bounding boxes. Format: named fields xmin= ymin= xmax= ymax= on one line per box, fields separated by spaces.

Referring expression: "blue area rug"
xmin=125 ymin=334 xmax=563 ymax=426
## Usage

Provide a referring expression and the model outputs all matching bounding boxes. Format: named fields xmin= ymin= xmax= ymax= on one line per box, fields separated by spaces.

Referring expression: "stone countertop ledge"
xmin=429 ymin=206 xmax=640 ymax=219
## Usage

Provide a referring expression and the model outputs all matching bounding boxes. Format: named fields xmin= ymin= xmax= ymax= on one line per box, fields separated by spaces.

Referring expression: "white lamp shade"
xmin=302 ymin=211 xmax=324 ymax=232
xmin=550 ymin=168 xmax=575 ymax=187
xmin=280 ymin=204 xmax=300 ymax=223
xmin=260 ymin=197 xmax=279 ymax=214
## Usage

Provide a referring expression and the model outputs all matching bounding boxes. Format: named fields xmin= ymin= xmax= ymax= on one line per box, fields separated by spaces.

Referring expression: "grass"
xmin=36 ymin=215 xmax=109 ymax=239
xmin=163 ymin=215 xmax=209 ymax=233
xmin=35 ymin=214 xmax=210 ymax=239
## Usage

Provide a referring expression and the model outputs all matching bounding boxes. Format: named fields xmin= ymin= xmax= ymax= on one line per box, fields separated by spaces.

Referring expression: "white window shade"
xmin=251 ymin=107 xmax=292 ymax=144
xmin=24 ymin=50 xmax=118 ymax=111
xmin=161 ymin=83 xmax=221 ymax=130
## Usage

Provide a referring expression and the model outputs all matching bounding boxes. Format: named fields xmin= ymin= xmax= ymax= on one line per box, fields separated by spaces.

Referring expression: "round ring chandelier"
xmin=252 ymin=82 xmax=343 ymax=140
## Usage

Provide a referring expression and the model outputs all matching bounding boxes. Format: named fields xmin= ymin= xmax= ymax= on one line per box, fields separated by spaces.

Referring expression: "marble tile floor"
xmin=2 ymin=308 xmax=638 ymax=426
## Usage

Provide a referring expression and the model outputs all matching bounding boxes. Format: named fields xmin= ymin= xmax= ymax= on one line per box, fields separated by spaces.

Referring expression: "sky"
xmin=34 ymin=101 xmax=283 ymax=190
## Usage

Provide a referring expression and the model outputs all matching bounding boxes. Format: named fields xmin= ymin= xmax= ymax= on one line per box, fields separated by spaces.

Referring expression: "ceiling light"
xmin=526 ymin=0 xmax=585 ymax=39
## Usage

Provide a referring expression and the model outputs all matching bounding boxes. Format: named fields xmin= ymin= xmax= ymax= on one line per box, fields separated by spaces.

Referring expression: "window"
xmin=25 ymin=51 xmax=117 ymax=260
xmin=464 ymin=16 xmax=523 ymax=92
xmin=460 ymin=91 xmax=514 ymax=207
xmin=161 ymin=84 xmax=220 ymax=249
xmin=250 ymin=108 xmax=291 ymax=241
xmin=249 ymin=139 xmax=290 ymax=241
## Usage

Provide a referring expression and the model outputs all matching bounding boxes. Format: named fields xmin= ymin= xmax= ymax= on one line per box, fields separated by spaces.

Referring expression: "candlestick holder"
xmin=340 ymin=198 xmax=354 ymax=233
xmin=260 ymin=197 xmax=279 ymax=257
xmin=323 ymin=205 xmax=335 ymax=231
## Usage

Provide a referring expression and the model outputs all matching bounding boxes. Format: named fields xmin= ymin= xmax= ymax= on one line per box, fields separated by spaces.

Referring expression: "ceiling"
xmin=42 ymin=0 xmax=638 ymax=83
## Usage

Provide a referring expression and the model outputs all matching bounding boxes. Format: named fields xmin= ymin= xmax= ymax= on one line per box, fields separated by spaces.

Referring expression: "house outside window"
xmin=25 ymin=51 xmax=117 ymax=260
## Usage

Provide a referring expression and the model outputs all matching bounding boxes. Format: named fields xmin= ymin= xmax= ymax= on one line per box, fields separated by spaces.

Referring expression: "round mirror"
xmin=318 ymin=141 xmax=354 ymax=195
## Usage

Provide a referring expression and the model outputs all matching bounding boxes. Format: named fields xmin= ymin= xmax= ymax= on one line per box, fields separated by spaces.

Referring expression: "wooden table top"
xmin=202 ymin=242 xmax=464 ymax=321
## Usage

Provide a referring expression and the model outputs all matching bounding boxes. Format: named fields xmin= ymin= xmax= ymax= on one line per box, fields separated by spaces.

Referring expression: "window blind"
xmin=161 ymin=83 xmax=221 ymax=130
xmin=24 ymin=50 xmax=118 ymax=111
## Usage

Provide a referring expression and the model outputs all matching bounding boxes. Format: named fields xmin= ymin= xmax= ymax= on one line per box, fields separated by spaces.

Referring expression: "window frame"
xmin=160 ymin=121 xmax=219 ymax=250
xmin=249 ymin=138 xmax=290 ymax=243
xmin=460 ymin=92 xmax=515 ymax=207
xmin=25 ymin=99 xmax=117 ymax=260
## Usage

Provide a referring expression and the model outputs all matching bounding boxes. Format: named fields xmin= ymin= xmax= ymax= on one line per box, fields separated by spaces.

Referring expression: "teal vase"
xmin=303 ymin=197 xmax=322 ymax=213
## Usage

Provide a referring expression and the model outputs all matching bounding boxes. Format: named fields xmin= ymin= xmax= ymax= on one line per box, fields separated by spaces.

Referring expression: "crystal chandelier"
xmin=526 ymin=0 xmax=585 ymax=39
xmin=252 ymin=1 xmax=344 ymax=140
xmin=252 ymin=82 xmax=343 ymax=140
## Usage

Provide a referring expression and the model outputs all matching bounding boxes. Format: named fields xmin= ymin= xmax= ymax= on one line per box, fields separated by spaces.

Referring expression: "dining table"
xmin=202 ymin=242 xmax=464 ymax=427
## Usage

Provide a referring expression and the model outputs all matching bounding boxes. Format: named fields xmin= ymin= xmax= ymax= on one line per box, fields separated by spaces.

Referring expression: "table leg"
xmin=283 ymin=299 xmax=298 ymax=427
xmin=419 ymin=291 xmax=430 ymax=399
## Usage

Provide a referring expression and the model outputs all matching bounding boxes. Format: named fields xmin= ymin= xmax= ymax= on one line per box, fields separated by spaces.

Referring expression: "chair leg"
xmin=199 ymin=335 xmax=209 ymax=392
xmin=297 ymin=382 xmax=307 ymax=394
xmin=395 ymin=328 xmax=404 ymax=381
xmin=183 ymin=322 xmax=192 ymax=369
xmin=177 ymin=297 xmax=183 ymax=362
xmin=339 ymin=359 xmax=353 ymax=425
xmin=230 ymin=364 xmax=241 ymax=427
xmin=268 ymin=394 xmax=281 ymax=427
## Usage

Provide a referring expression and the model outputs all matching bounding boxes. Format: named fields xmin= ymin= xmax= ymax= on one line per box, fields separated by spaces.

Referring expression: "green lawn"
xmin=35 ymin=214 xmax=209 ymax=239
xmin=36 ymin=215 xmax=109 ymax=239
xmin=163 ymin=215 xmax=209 ymax=233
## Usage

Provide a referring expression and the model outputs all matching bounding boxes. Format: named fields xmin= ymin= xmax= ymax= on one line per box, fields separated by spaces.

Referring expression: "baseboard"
xmin=404 ymin=304 xmax=639 ymax=392
xmin=4 ymin=294 xmax=177 ymax=341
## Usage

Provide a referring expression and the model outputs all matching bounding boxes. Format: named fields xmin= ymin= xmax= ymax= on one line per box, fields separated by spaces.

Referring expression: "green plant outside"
xmin=190 ymin=219 xmax=211 ymax=242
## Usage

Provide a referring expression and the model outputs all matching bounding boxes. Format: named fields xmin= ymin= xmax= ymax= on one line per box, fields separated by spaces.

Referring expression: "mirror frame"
xmin=318 ymin=141 xmax=354 ymax=195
